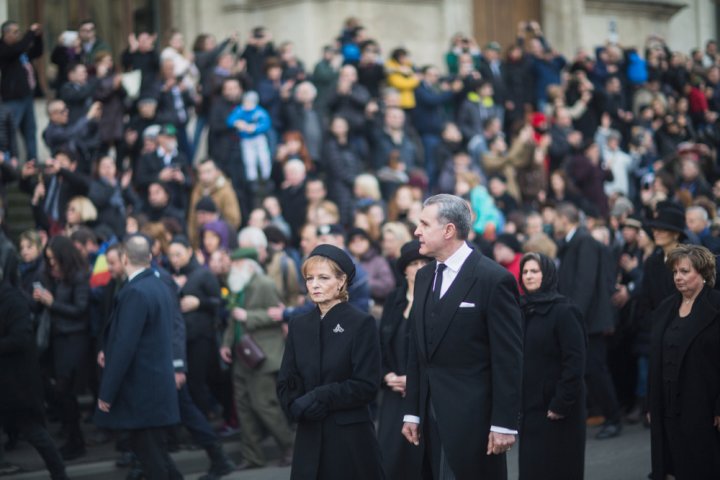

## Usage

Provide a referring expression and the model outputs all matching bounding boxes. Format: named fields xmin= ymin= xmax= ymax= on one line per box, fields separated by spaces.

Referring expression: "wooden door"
xmin=473 ymin=0 xmax=542 ymax=51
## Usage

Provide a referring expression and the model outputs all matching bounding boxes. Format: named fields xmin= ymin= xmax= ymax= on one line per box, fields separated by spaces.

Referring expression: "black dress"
xmin=277 ymin=302 xmax=385 ymax=480
xmin=519 ymin=294 xmax=587 ymax=480
xmin=377 ymin=286 xmax=422 ymax=480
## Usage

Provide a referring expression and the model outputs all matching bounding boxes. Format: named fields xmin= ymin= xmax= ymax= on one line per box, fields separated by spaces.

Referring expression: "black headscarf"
xmin=519 ymin=252 xmax=564 ymax=315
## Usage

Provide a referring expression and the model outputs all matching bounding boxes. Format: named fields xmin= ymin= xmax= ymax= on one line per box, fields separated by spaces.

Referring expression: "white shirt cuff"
xmin=173 ymin=359 xmax=185 ymax=369
xmin=403 ymin=415 xmax=421 ymax=424
xmin=490 ymin=425 xmax=518 ymax=435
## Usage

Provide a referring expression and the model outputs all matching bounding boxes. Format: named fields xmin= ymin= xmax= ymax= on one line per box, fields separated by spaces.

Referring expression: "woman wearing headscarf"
xmin=376 ymin=240 xmax=429 ymax=480
xmin=648 ymin=244 xmax=720 ymax=479
xmin=518 ymin=252 xmax=587 ymax=480
xmin=277 ymin=244 xmax=384 ymax=479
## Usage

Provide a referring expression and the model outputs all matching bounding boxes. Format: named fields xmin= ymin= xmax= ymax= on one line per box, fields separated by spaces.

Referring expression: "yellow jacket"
xmin=385 ymin=59 xmax=420 ymax=109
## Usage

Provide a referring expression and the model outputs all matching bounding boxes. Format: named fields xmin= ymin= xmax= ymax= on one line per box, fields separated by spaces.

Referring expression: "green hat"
xmin=230 ymin=247 xmax=258 ymax=261
xmin=160 ymin=124 xmax=177 ymax=136
xmin=485 ymin=41 xmax=501 ymax=52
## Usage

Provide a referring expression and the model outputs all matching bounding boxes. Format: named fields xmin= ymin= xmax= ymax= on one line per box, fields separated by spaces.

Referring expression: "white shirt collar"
xmin=565 ymin=226 xmax=578 ymax=244
xmin=127 ymin=268 xmax=146 ymax=283
xmin=440 ymin=241 xmax=473 ymax=273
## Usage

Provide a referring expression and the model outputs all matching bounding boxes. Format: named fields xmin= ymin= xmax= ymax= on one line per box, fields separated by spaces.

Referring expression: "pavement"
xmin=2 ymin=420 xmax=651 ymax=480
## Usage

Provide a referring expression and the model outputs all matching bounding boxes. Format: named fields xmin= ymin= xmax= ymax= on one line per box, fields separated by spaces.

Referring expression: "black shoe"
xmin=59 ymin=440 xmax=86 ymax=461
xmin=204 ymin=443 xmax=236 ymax=477
xmin=116 ymin=451 xmax=136 ymax=468
xmin=595 ymin=422 xmax=622 ymax=440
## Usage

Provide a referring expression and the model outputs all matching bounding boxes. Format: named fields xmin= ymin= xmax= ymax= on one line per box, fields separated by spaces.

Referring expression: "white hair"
xmin=238 ymin=226 xmax=268 ymax=249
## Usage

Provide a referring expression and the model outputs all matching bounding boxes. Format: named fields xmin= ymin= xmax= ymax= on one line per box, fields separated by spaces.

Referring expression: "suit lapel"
xmin=428 ymin=250 xmax=480 ymax=359
xmin=413 ymin=263 xmax=434 ymax=360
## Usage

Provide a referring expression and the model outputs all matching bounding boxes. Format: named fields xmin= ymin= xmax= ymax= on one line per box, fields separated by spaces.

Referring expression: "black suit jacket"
xmin=405 ymin=247 xmax=523 ymax=480
xmin=557 ymin=227 xmax=614 ymax=334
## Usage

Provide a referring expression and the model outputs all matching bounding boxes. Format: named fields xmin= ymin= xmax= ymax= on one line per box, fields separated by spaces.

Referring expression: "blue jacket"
xmin=95 ymin=269 xmax=180 ymax=429
xmin=226 ymin=105 xmax=272 ymax=140
xmin=412 ymin=81 xmax=454 ymax=135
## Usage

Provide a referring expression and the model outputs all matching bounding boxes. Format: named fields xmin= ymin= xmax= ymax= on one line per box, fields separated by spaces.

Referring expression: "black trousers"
xmin=128 ymin=427 xmax=182 ymax=480
xmin=1 ymin=413 xmax=67 ymax=479
xmin=186 ymin=337 xmax=218 ymax=416
xmin=421 ymin=400 xmax=457 ymax=480
xmin=586 ymin=334 xmax=621 ymax=423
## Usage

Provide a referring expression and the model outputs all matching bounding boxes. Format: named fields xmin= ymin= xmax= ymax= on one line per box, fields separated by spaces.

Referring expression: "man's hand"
xmin=547 ymin=410 xmax=565 ymax=420
xmin=87 ymin=101 xmax=102 ymax=120
xmin=232 ymin=307 xmax=247 ymax=322
xmin=30 ymin=23 xmax=42 ymax=35
xmin=98 ymin=399 xmax=111 ymax=412
xmin=180 ymin=295 xmax=200 ymax=313
xmin=97 ymin=351 xmax=105 ymax=368
xmin=487 ymin=432 xmax=516 ymax=455
xmin=402 ymin=422 xmax=420 ymax=446
xmin=175 ymin=372 xmax=186 ymax=390
xmin=220 ymin=346 xmax=232 ymax=364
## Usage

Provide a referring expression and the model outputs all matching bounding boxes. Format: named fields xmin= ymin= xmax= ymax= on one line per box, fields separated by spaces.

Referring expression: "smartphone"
xmin=32 ymin=281 xmax=44 ymax=291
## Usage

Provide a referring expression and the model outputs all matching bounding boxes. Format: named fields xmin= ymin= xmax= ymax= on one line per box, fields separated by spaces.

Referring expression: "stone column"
xmin=542 ymin=0 xmax=585 ymax=57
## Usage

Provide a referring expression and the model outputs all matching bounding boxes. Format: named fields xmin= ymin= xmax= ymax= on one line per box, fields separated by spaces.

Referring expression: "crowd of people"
xmin=0 ymin=11 xmax=719 ymax=480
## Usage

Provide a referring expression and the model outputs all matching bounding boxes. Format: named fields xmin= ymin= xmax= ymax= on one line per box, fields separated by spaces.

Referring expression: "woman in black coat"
xmin=518 ymin=252 xmax=586 ymax=480
xmin=167 ymin=235 xmax=222 ymax=417
xmin=649 ymin=244 xmax=720 ymax=479
xmin=277 ymin=244 xmax=384 ymax=480
xmin=33 ymin=235 xmax=90 ymax=460
xmin=0 ymin=281 xmax=68 ymax=479
xmin=377 ymin=240 xmax=429 ymax=480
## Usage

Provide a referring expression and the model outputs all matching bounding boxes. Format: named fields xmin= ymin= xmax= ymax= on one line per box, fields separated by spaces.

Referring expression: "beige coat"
xmin=187 ymin=174 xmax=242 ymax=248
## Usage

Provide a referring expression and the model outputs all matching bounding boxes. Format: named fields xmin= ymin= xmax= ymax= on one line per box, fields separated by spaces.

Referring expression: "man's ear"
xmin=444 ymin=223 xmax=457 ymax=240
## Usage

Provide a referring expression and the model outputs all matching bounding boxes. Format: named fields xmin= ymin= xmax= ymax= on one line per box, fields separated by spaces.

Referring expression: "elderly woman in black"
xmin=377 ymin=240 xmax=430 ymax=480
xmin=649 ymin=244 xmax=720 ymax=479
xmin=277 ymin=244 xmax=384 ymax=480
xmin=33 ymin=235 xmax=90 ymax=461
xmin=518 ymin=252 xmax=586 ymax=480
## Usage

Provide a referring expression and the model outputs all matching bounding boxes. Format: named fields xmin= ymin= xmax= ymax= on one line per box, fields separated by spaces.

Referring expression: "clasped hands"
xmin=290 ymin=390 xmax=328 ymax=421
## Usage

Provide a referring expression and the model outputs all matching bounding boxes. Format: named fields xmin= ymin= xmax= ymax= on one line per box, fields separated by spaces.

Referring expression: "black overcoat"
xmin=0 ymin=283 xmax=44 ymax=415
xmin=519 ymin=296 xmax=586 ymax=480
xmin=405 ymin=248 xmax=524 ymax=480
xmin=557 ymin=227 xmax=614 ymax=334
xmin=377 ymin=284 xmax=422 ymax=480
xmin=649 ymin=286 xmax=720 ymax=479
xmin=94 ymin=269 xmax=180 ymax=430
xmin=277 ymin=302 xmax=384 ymax=480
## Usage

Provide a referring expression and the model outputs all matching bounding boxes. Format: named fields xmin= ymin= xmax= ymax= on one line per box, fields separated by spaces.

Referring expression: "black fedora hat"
xmin=396 ymin=240 xmax=431 ymax=275
xmin=645 ymin=207 xmax=686 ymax=235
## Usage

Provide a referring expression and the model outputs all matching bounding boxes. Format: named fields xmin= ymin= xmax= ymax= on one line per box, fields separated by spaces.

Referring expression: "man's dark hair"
xmin=1 ymin=21 xmax=17 ymax=35
xmin=70 ymin=226 xmax=98 ymax=246
xmin=556 ymin=202 xmax=580 ymax=225
xmin=79 ymin=19 xmax=95 ymax=28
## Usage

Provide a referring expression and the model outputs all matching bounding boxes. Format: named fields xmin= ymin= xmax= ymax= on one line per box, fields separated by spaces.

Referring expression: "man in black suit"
xmin=402 ymin=194 xmax=523 ymax=480
xmin=95 ymin=236 xmax=181 ymax=479
xmin=554 ymin=202 xmax=622 ymax=439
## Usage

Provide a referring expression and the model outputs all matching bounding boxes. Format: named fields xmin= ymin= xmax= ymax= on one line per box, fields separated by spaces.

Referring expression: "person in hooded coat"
xmin=518 ymin=252 xmax=587 ymax=480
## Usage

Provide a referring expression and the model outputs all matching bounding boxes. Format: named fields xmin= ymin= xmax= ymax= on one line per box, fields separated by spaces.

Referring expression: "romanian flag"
xmin=89 ymin=243 xmax=113 ymax=288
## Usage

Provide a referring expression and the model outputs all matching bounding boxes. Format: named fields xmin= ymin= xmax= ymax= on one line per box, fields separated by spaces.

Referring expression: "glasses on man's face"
xmin=51 ymin=108 xmax=68 ymax=115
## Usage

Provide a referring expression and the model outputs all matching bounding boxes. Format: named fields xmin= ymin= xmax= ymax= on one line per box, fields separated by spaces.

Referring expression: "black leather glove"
xmin=290 ymin=391 xmax=316 ymax=420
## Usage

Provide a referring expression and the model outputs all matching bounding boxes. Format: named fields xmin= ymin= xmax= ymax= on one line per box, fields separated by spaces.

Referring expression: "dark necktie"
xmin=432 ymin=263 xmax=447 ymax=305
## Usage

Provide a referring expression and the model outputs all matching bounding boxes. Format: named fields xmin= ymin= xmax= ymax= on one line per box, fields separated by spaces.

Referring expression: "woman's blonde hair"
xmin=354 ymin=174 xmax=382 ymax=201
xmin=68 ymin=196 xmax=97 ymax=223
xmin=301 ymin=255 xmax=349 ymax=303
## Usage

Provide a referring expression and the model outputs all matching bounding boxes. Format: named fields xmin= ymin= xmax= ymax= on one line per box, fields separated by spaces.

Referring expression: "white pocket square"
xmin=459 ymin=302 xmax=476 ymax=308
